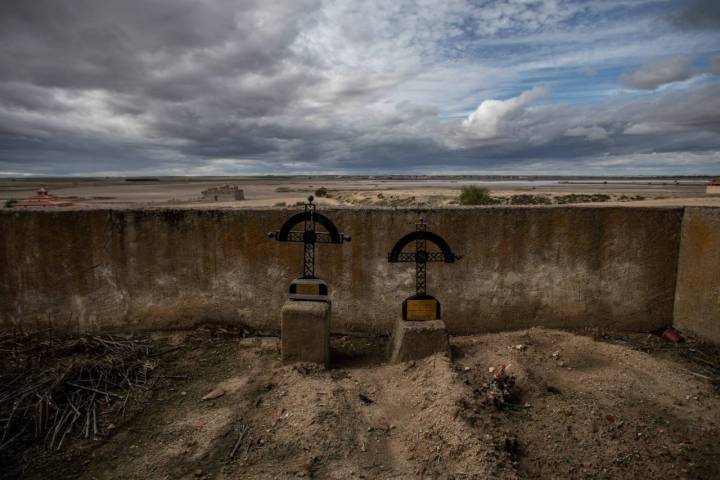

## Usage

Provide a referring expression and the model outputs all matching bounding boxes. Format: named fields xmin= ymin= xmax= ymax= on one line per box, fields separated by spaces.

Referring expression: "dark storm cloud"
xmin=0 ymin=1 xmax=302 ymax=89
xmin=621 ymin=56 xmax=692 ymax=90
xmin=0 ymin=0 xmax=326 ymax=173
xmin=670 ymin=0 xmax=720 ymax=30
xmin=711 ymin=56 xmax=720 ymax=75
xmin=0 ymin=83 xmax=69 ymax=113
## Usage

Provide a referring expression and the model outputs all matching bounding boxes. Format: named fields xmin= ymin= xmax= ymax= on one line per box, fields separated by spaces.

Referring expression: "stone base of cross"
xmin=386 ymin=318 xmax=450 ymax=363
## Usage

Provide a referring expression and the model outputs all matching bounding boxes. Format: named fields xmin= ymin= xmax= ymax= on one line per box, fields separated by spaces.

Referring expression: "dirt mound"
xmin=452 ymin=328 xmax=720 ymax=479
xmin=242 ymin=355 xmax=518 ymax=479
xmin=9 ymin=328 xmax=720 ymax=480
xmin=84 ymin=340 xmax=517 ymax=479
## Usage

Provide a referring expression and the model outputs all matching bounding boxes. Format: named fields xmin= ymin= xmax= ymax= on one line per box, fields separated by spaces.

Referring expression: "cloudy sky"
xmin=1 ymin=0 xmax=719 ymax=176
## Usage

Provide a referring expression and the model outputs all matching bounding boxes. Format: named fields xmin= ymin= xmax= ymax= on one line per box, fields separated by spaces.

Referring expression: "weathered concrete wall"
xmin=674 ymin=207 xmax=720 ymax=343
xmin=0 ymin=207 xmax=683 ymax=335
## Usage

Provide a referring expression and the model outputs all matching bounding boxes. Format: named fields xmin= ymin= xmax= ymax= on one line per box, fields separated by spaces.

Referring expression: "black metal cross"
xmin=269 ymin=195 xmax=350 ymax=278
xmin=389 ymin=219 xmax=456 ymax=296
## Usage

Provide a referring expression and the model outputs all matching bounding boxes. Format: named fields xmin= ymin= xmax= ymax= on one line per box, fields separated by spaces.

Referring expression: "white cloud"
xmin=460 ymin=86 xmax=549 ymax=140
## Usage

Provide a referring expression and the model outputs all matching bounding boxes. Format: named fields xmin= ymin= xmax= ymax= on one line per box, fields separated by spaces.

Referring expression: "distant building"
xmin=707 ymin=178 xmax=720 ymax=195
xmin=201 ymin=184 xmax=245 ymax=202
xmin=13 ymin=187 xmax=74 ymax=208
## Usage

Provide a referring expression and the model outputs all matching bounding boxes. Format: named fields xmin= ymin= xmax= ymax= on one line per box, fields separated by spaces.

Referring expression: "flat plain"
xmin=0 ymin=176 xmax=718 ymax=209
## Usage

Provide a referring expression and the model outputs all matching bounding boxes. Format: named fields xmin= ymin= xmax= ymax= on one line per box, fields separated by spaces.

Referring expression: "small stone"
xmin=552 ymin=350 xmax=561 ymax=358
xmin=180 ymin=391 xmax=187 ymax=396
xmin=194 ymin=470 xmax=203 ymax=477
xmin=463 ymin=366 xmax=471 ymax=372
xmin=202 ymin=387 xmax=226 ymax=401
xmin=515 ymin=344 xmax=525 ymax=350
xmin=558 ymin=361 xmax=566 ymax=367
xmin=488 ymin=366 xmax=495 ymax=373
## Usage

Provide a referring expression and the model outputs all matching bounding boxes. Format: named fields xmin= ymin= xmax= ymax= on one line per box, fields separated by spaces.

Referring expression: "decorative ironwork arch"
xmin=276 ymin=211 xmax=344 ymax=244
xmin=269 ymin=196 xmax=350 ymax=279
xmin=387 ymin=230 xmax=457 ymax=264
xmin=387 ymin=219 xmax=459 ymax=297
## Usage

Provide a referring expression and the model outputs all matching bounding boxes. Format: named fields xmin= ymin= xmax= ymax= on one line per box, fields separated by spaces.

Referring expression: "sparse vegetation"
xmin=618 ymin=195 xmax=646 ymax=201
xmin=458 ymin=186 xmax=501 ymax=205
xmin=509 ymin=194 xmax=552 ymax=205
xmin=554 ymin=194 xmax=611 ymax=204
xmin=4 ymin=199 xmax=17 ymax=208
xmin=314 ymin=187 xmax=328 ymax=197
xmin=273 ymin=201 xmax=286 ymax=207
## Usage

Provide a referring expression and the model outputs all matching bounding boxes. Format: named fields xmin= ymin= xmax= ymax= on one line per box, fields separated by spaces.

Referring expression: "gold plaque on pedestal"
xmin=406 ymin=299 xmax=438 ymax=321
xmin=295 ymin=283 xmax=320 ymax=296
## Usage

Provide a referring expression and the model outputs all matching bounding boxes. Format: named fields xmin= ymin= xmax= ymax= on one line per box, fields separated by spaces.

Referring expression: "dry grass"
xmin=0 ymin=331 xmax=157 ymax=453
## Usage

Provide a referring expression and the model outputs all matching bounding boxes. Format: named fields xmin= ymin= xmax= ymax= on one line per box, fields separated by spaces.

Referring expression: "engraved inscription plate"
xmin=406 ymin=299 xmax=438 ymax=321
xmin=295 ymin=283 xmax=320 ymax=296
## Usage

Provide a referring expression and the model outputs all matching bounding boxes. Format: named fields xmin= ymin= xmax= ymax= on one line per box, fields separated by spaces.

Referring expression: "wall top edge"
xmin=0 ymin=205 xmax=694 ymax=215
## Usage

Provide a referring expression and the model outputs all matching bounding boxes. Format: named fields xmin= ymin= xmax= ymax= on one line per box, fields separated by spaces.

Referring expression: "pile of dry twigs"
xmin=0 ymin=330 xmax=157 ymax=453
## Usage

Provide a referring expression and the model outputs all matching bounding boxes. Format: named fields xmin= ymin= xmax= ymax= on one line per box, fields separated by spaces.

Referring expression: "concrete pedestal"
xmin=281 ymin=301 xmax=330 ymax=367
xmin=387 ymin=319 xmax=450 ymax=363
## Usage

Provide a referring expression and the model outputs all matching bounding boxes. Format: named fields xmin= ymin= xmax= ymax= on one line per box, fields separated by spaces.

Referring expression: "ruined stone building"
xmin=13 ymin=187 xmax=74 ymax=208
xmin=201 ymin=184 xmax=245 ymax=202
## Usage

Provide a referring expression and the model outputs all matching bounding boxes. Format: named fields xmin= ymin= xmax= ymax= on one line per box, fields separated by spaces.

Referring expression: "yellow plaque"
xmin=295 ymin=283 xmax=320 ymax=295
xmin=406 ymin=299 xmax=438 ymax=321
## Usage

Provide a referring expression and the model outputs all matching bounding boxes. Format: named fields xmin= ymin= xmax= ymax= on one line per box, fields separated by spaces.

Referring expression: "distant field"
xmin=0 ymin=176 xmax=717 ymax=208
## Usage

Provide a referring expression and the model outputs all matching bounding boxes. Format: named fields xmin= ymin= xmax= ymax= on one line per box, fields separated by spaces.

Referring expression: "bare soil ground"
xmin=5 ymin=327 xmax=720 ymax=480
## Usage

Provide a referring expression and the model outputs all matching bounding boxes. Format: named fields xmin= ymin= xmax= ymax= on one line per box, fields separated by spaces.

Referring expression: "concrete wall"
xmin=674 ymin=207 xmax=720 ymax=343
xmin=0 ymin=207 xmax=683 ymax=335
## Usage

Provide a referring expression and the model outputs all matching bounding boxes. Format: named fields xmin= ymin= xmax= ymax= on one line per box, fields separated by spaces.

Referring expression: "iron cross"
xmin=387 ymin=219 xmax=459 ymax=296
xmin=268 ymin=195 xmax=350 ymax=278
